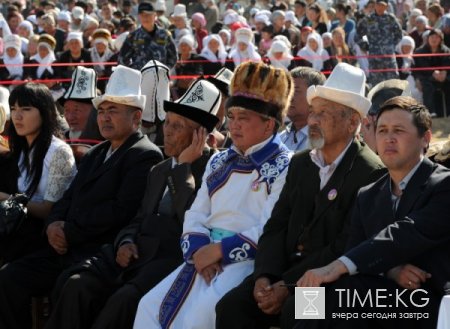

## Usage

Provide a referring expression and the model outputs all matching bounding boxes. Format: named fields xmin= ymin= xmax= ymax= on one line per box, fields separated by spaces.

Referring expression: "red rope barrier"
xmin=0 ymin=53 xmax=449 ymax=85
xmin=0 ymin=52 xmax=448 ymax=69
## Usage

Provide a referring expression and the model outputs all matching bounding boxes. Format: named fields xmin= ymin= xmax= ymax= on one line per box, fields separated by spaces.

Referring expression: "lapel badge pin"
xmin=251 ymin=180 xmax=260 ymax=192
xmin=328 ymin=188 xmax=337 ymax=201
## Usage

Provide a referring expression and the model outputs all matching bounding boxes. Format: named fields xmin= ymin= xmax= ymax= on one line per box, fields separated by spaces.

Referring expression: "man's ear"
xmin=423 ymin=129 xmax=432 ymax=153
xmin=134 ymin=109 xmax=143 ymax=123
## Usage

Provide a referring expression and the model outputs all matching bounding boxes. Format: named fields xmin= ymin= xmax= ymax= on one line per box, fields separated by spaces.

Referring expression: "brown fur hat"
xmin=225 ymin=61 xmax=294 ymax=125
xmin=38 ymin=34 xmax=57 ymax=50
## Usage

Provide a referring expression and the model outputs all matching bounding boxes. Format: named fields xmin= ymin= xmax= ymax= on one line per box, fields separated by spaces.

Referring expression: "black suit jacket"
xmin=254 ymin=140 xmax=386 ymax=284
xmin=45 ymin=131 xmax=163 ymax=256
xmin=346 ymin=158 xmax=450 ymax=294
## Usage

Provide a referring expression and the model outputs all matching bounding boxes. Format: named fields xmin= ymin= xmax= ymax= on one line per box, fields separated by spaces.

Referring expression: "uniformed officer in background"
xmin=119 ymin=2 xmax=177 ymax=70
xmin=355 ymin=0 xmax=403 ymax=86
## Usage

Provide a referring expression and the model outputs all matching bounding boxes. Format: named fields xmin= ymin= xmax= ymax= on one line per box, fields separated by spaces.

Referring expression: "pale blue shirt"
xmin=279 ymin=124 xmax=309 ymax=153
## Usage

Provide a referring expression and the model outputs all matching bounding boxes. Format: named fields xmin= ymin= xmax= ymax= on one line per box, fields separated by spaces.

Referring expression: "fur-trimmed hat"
xmin=164 ymin=79 xmax=220 ymax=132
xmin=92 ymin=28 xmax=111 ymax=46
xmin=38 ymin=33 xmax=57 ymax=50
xmin=226 ymin=62 xmax=294 ymax=125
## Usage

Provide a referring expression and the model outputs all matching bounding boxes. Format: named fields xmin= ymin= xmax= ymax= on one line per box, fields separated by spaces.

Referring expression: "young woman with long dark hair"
xmin=0 ymin=82 xmax=77 ymax=263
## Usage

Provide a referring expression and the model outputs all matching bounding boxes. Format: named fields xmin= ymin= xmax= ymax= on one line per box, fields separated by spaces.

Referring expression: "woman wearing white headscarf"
xmin=396 ymin=35 xmax=422 ymax=102
xmin=25 ymin=34 xmax=58 ymax=88
xmin=227 ymin=27 xmax=261 ymax=71
xmin=172 ymin=34 xmax=204 ymax=98
xmin=199 ymin=34 xmax=228 ymax=75
xmin=396 ymin=35 xmax=416 ymax=80
xmin=296 ymin=31 xmax=331 ymax=71
xmin=89 ymin=28 xmax=117 ymax=93
xmin=265 ymin=38 xmax=295 ymax=71
xmin=219 ymin=29 xmax=232 ymax=52
xmin=0 ymin=34 xmax=24 ymax=82
xmin=17 ymin=20 xmax=34 ymax=54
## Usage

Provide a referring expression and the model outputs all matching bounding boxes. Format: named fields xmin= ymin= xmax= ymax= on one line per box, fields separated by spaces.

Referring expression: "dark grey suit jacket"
xmin=346 ymin=158 xmax=450 ymax=294
xmin=255 ymin=140 xmax=386 ymax=284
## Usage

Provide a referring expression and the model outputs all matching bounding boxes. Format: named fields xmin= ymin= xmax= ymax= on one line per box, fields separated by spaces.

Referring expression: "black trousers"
xmin=294 ymin=274 xmax=441 ymax=329
xmin=216 ymin=275 xmax=297 ymax=329
xmin=0 ymin=246 xmax=89 ymax=329
xmin=44 ymin=257 xmax=180 ymax=329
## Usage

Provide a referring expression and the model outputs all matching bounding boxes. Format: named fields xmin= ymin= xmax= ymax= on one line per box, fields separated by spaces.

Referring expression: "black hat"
xmin=164 ymin=79 xmax=220 ymax=132
xmin=60 ymin=67 xmax=97 ymax=106
xmin=376 ymin=0 xmax=388 ymax=5
xmin=138 ymin=2 xmax=154 ymax=13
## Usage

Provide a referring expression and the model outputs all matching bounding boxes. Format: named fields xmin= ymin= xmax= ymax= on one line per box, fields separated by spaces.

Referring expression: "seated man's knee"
xmin=216 ymin=291 xmax=233 ymax=315
xmin=108 ymin=284 xmax=141 ymax=306
xmin=61 ymin=272 xmax=102 ymax=296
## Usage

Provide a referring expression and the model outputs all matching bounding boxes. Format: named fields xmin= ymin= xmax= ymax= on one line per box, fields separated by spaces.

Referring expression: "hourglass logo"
xmin=295 ymin=287 xmax=325 ymax=319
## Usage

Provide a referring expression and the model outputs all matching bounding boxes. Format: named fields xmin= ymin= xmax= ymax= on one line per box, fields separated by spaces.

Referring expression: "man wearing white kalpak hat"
xmin=0 ymin=65 xmax=163 ymax=329
xmin=134 ymin=61 xmax=294 ymax=329
xmin=44 ymin=78 xmax=219 ymax=329
xmin=215 ymin=63 xmax=385 ymax=329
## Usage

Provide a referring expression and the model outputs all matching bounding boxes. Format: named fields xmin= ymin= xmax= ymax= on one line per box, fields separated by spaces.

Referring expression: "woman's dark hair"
xmin=335 ymin=3 xmax=351 ymax=15
xmin=8 ymin=83 xmax=60 ymax=197
xmin=262 ymin=24 xmax=274 ymax=34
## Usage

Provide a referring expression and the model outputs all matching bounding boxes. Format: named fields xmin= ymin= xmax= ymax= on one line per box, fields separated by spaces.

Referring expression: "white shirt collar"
xmin=232 ymin=135 xmax=273 ymax=157
xmin=171 ymin=157 xmax=179 ymax=169
xmin=310 ymin=139 xmax=353 ymax=170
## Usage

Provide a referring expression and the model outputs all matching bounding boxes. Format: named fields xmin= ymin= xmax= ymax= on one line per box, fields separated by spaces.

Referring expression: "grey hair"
xmin=342 ymin=105 xmax=362 ymax=136
xmin=289 ymin=67 xmax=326 ymax=87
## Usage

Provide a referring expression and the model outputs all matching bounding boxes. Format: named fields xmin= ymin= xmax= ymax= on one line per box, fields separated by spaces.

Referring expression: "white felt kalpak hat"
xmin=235 ymin=27 xmax=253 ymax=45
xmin=306 ymin=63 xmax=371 ymax=117
xmin=92 ymin=65 xmax=146 ymax=110
xmin=63 ymin=66 xmax=97 ymax=104
xmin=140 ymin=60 xmax=170 ymax=122
xmin=164 ymin=79 xmax=221 ymax=132
xmin=171 ymin=4 xmax=187 ymax=17
xmin=206 ymin=67 xmax=233 ymax=96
